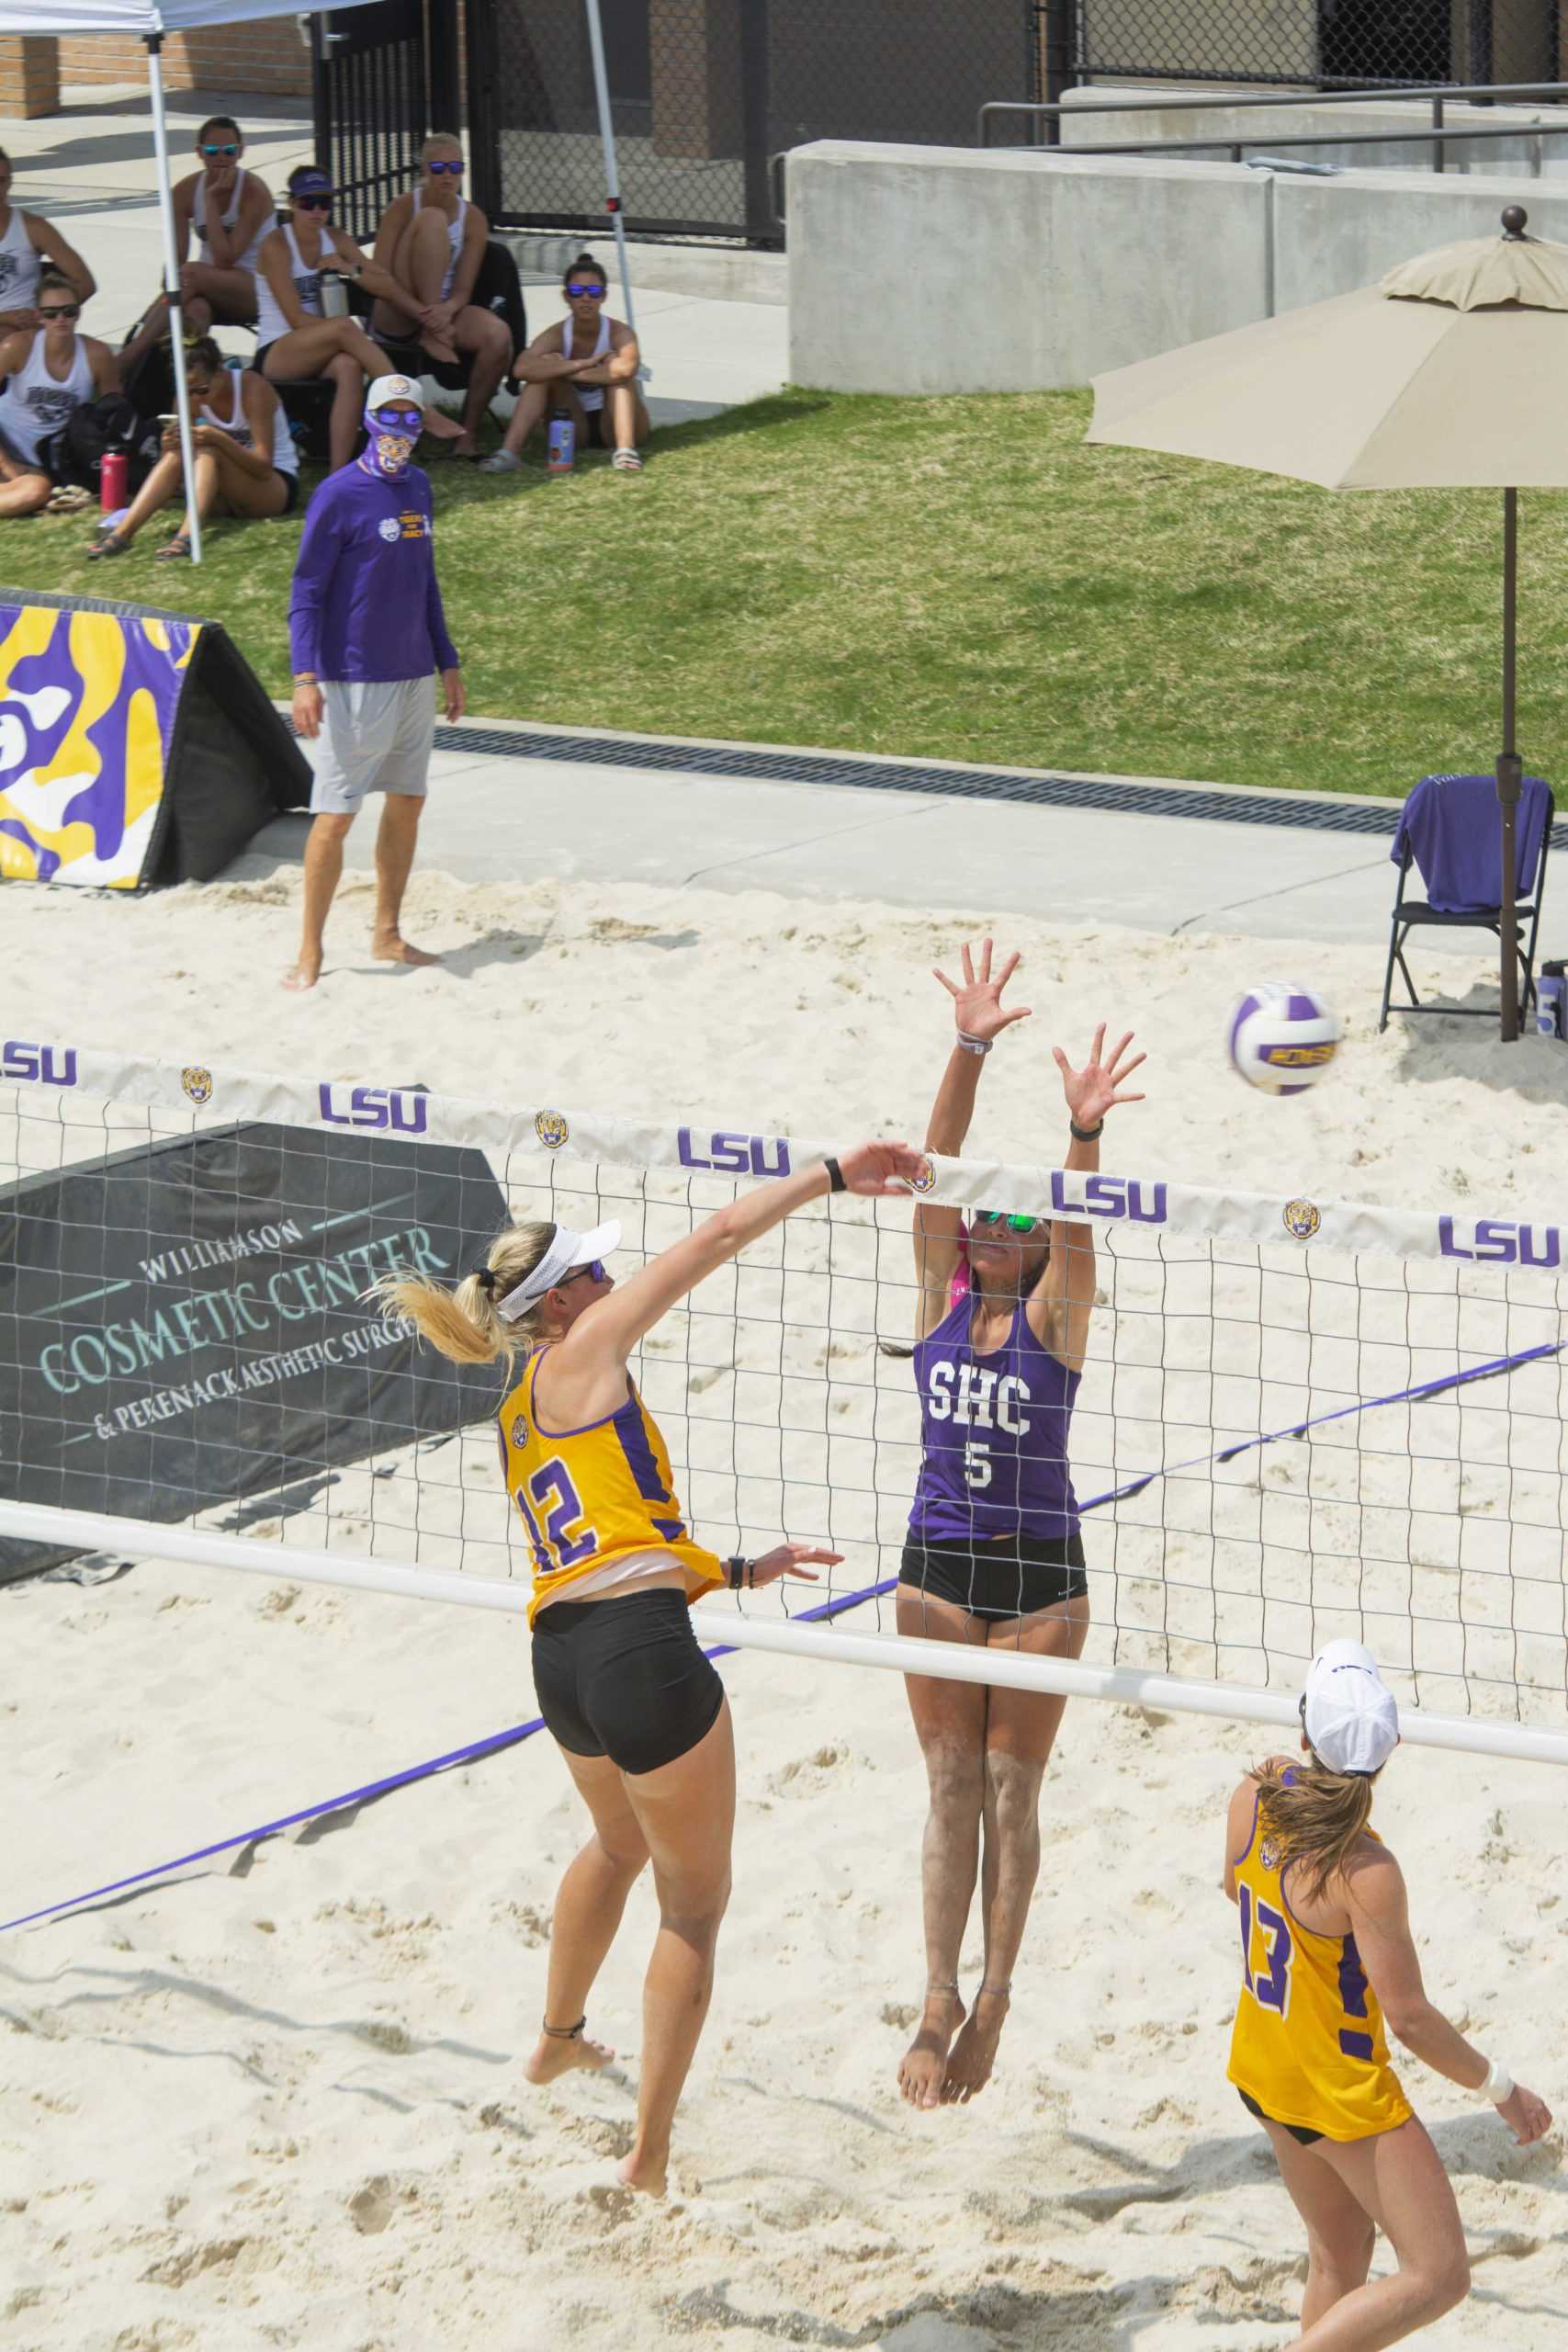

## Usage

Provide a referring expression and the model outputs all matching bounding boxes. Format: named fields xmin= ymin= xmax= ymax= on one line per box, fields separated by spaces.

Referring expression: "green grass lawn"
xmin=8 ymin=389 xmax=1567 ymax=803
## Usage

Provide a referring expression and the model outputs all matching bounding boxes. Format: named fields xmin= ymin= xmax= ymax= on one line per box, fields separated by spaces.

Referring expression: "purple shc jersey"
xmin=909 ymin=1294 xmax=1080 ymax=1544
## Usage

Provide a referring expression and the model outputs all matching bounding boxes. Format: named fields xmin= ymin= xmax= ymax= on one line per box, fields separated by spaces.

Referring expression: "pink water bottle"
xmin=100 ymin=447 xmax=128 ymax=513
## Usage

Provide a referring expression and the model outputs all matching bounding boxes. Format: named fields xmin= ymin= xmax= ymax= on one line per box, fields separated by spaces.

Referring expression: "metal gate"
xmin=312 ymin=1 xmax=463 ymax=243
xmin=467 ymin=0 xmax=1043 ymax=247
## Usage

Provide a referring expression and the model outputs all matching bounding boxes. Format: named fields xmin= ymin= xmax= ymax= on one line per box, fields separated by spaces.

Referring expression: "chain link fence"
xmin=1072 ymin=2 xmax=1562 ymax=90
xmin=468 ymin=0 xmax=1042 ymax=245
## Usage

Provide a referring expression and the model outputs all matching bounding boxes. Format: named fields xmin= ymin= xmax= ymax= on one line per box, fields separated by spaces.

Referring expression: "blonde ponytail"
xmin=1254 ymin=1752 xmax=1379 ymax=1904
xmin=370 ymin=1218 xmax=557 ymax=1366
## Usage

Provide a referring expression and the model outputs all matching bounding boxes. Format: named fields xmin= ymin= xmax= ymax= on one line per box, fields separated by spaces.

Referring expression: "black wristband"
xmin=823 ymin=1156 xmax=847 ymax=1193
xmin=1069 ymin=1120 xmax=1104 ymax=1143
xmin=726 ymin=1555 xmax=748 ymax=1590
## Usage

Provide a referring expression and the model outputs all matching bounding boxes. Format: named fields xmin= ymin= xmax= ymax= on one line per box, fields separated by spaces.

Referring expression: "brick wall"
xmin=0 ymin=38 xmax=61 ymax=120
xmin=55 ymin=17 xmax=311 ymax=99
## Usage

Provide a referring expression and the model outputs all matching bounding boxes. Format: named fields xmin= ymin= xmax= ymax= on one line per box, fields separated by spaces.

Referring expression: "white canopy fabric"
xmin=0 ymin=2 xmax=373 ymax=32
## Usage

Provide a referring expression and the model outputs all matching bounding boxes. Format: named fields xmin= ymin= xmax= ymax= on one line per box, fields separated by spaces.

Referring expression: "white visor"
xmin=1302 ymin=1639 xmax=1400 ymax=1778
xmin=496 ymin=1220 xmax=620 ymax=1323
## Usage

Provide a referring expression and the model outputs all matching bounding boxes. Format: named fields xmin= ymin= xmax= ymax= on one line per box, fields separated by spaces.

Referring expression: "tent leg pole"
xmin=1498 ymin=486 xmax=1520 ymax=1043
xmin=145 ymin=36 xmax=202 ymax=567
xmin=582 ymin=0 xmax=639 ymax=358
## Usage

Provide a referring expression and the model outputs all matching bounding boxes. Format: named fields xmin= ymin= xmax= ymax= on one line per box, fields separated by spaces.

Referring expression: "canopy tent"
xmin=0 ymin=2 xmax=637 ymax=563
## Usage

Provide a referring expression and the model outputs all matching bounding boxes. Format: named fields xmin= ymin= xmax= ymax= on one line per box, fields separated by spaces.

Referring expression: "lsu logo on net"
xmin=1 ymin=1041 xmax=77 ymax=1087
xmin=317 ymin=1084 xmax=429 ymax=1136
xmin=1438 ymin=1216 xmax=1562 ymax=1269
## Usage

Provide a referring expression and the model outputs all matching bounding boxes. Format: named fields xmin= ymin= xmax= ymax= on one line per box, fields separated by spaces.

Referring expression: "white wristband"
xmin=1472 ymin=2056 xmax=1514 ymax=2106
xmin=956 ymin=1031 xmax=991 ymax=1057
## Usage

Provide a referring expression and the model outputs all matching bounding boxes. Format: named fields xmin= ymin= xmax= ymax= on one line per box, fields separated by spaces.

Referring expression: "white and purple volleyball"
xmin=1227 ymin=981 xmax=1340 ymax=1096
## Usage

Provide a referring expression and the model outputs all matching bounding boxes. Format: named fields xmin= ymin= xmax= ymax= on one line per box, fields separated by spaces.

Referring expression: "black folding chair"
xmin=1379 ymin=771 xmax=1553 ymax=1032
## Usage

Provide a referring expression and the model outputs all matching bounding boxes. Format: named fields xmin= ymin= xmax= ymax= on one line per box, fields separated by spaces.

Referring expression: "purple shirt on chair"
xmin=1393 ymin=773 xmax=1551 ymax=913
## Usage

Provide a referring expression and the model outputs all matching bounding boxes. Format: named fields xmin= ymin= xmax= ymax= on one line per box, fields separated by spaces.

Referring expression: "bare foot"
xmin=450 ymin=431 xmax=479 ymax=460
xmin=371 ymin=933 xmax=441 ymax=968
xmin=282 ymin=955 xmax=321 ymax=992
xmin=617 ymin=2144 xmax=668 ymax=2198
xmin=524 ymin=2025 xmax=615 ymax=2086
xmin=421 ymin=402 xmax=464 ymax=437
xmin=897 ymin=1988 xmax=964 ymax=2111
xmin=942 ymin=1986 xmax=1010 ymax=2105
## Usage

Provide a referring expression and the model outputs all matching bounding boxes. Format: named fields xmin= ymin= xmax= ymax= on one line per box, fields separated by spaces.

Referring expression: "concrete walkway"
xmin=239 ymin=718 xmax=1496 ymax=953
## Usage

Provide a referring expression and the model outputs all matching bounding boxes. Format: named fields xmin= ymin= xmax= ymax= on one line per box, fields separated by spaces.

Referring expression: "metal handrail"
xmin=979 ymin=84 xmax=1568 ymax=175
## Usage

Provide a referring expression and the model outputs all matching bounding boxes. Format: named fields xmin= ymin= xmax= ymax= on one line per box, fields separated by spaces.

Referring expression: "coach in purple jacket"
xmin=284 ymin=372 xmax=465 ymax=992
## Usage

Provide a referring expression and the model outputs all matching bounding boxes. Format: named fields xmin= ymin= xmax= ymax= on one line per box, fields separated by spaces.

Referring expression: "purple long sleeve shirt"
xmin=288 ymin=459 xmax=460 ymax=683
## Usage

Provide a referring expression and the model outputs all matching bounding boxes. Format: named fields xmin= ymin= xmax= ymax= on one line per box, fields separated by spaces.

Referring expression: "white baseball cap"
xmin=1302 ymin=1639 xmax=1400 ymax=1778
xmin=367 ymin=373 xmax=424 ymax=413
xmin=496 ymin=1220 xmax=620 ymax=1322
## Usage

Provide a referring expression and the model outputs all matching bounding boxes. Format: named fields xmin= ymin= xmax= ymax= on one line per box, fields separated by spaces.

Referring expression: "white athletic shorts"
xmin=310 ymin=677 xmax=435 ymax=815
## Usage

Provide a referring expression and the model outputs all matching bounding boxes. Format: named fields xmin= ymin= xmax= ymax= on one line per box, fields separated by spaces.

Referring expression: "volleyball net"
xmin=3 ymin=1046 xmax=1566 ymax=1764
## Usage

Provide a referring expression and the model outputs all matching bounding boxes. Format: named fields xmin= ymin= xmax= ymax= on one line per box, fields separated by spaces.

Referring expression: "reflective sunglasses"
xmin=967 ymin=1208 xmax=1045 ymax=1238
xmin=565 ymin=281 xmax=605 ymax=299
xmin=39 ymin=303 xmax=80 ymax=321
xmin=372 ymin=407 xmax=424 ymax=435
xmin=294 ymin=189 xmax=334 ymax=210
xmin=563 ymin=1260 xmax=605 ymax=1285
xmin=427 ymin=157 xmax=463 ymax=175
xmin=202 ymin=141 xmax=240 ymax=158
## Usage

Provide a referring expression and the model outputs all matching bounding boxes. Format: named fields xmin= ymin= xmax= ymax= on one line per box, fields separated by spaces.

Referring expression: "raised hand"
xmin=933 ymin=936 xmax=1032 ymax=1046
xmin=834 ymin=1140 xmax=928 ymax=1197
xmin=1052 ymin=1024 xmax=1146 ymax=1129
xmin=749 ymin=1542 xmax=841 ymax=1590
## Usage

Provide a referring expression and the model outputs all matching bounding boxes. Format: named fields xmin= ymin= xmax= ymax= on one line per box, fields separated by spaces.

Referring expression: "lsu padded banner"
xmin=0 ymin=590 xmax=309 ymax=891
xmin=0 ymin=1118 xmax=508 ymax=1583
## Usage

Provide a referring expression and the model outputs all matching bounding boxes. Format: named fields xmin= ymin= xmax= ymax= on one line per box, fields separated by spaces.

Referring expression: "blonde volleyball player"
xmin=382 ymin=1136 xmax=922 ymax=2196
xmin=897 ymin=938 xmax=1145 ymax=2109
xmin=1226 ymin=1641 xmax=1551 ymax=2348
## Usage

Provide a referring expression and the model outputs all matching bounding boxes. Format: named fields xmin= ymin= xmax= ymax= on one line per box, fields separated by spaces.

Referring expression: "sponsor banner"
xmin=0 ymin=1117 xmax=508 ymax=1583
xmin=2 ymin=1042 xmax=1566 ymax=1273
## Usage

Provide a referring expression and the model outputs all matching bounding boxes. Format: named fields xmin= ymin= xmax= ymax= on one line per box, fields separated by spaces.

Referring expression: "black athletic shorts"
xmin=531 ymin=1588 xmax=724 ymax=1777
xmin=899 ymin=1531 xmax=1088 ymax=1623
xmin=1238 ymin=2087 xmax=1324 ymax=2147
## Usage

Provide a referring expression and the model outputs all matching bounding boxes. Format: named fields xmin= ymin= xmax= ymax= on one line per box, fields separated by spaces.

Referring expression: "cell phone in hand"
xmin=157 ymin=413 xmax=179 ymax=427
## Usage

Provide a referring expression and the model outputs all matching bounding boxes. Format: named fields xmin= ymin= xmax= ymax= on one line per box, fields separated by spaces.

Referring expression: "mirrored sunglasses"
xmin=564 ymin=1260 xmax=605 ymax=1284
xmin=967 ymin=1208 xmax=1045 ymax=1238
xmin=372 ymin=407 xmax=424 ymax=434
xmin=427 ymin=158 xmax=463 ymax=175
xmin=202 ymin=142 xmax=240 ymax=157
xmin=565 ymin=281 xmax=605 ymax=299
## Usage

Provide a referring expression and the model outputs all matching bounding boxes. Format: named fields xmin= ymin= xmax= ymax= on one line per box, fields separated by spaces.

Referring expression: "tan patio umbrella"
xmin=1088 ymin=205 xmax=1568 ymax=1041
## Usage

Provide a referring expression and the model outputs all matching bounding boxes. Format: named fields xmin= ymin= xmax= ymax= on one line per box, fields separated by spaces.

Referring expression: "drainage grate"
xmin=430 ymin=723 xmax=1568 ymax=853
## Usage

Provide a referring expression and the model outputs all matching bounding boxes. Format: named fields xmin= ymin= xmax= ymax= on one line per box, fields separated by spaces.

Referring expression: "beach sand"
xmin=3 ymin=866 xmax=1566 ymax=2349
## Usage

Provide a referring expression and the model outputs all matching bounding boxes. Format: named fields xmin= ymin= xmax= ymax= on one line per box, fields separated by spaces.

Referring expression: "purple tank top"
xmin=909 ymin=1295 xmax=1080 ymax=1544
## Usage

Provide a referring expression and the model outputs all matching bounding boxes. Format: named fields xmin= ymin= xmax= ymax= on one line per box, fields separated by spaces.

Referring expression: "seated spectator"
xmin=479 ymin=254 xmax=647 ymax=477
xmin=0 ymin=148 xmax=95 ymax=333
xmin=368 ymin=133 xmax=511 ymax=460
xmin=0 ymin=270 xmax=116 ymax=516
xmin=119 ymin=116 xmax=275 ymax=370
xmin=86 ymin=336 xmax=298 ymax=563
xmin=254 ymin=164 xmax=461 ymax=472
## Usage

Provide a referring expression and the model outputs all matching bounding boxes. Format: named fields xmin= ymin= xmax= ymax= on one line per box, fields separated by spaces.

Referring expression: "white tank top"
xmin=562 ymin=313 xmax=610 ymax=412
xmin=0 ymin=206 xmax=39 ymax=312
xmin=253 ymin=219 xmax=348 ymax=349
xmin=191 ymin=166 xmax=266 ymax=275
xmin=412 ymin=188 xmax=468 ymax=302
xmin=201 ymin=357 xmax=299 ymax=477
xmin=0 ymin=328 xmax=93 ymax=468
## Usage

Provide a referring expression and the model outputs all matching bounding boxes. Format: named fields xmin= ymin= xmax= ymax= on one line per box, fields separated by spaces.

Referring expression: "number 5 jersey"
xmin=909 ymin=1295 xmax=1081 ymax=1546
xmin=498 ymin=1346 xmax=723 ymax=1624
xmin=1228 ymin=1781 xmax=1412 ymax=2141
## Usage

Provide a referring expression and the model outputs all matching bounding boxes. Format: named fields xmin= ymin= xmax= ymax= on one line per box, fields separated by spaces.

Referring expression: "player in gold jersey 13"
xmin=1224 ymin=1640 xmax=1550 ymax=2348
xmin=381 ymin=1136 xmax=923 ymax=2196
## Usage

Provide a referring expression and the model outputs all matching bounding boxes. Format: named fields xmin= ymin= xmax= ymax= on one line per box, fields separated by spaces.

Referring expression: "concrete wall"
xmin=1058 ymin=86 xmax=1568 ymax=181
xmin=787 ymin=141 xmax=1568 ymax=392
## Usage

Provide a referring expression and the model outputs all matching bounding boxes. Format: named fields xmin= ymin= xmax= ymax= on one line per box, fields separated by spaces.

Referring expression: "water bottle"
xmin=100 ymin=448 xmax=128 ymax=514
xmin=320 ymin=269 xmax=349 ymax=320
xmin=1536 ymin=961 xmax=1565 ymax=1040
xmin=547 ymin=416 xmax=575 ymax=475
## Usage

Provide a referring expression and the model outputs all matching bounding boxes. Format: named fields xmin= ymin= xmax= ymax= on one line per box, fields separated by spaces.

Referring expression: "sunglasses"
xmin=563 ymin=1260 xmax=605 ymax=1285
xmin=39 ymin=304 xmax=80 ymax=320
xmin=202 ymin=142 xmax=240 ymax=158
xmin=294 ymin=190 xmax=333 ymax=210
xmin=565 ymin=282 xmax=605 ymax=299
xmin=427 ymin=158 xmax=463 ymax=175
xmin=372 ymin=408 xmax=424 ymax=434
xmin=967 ymin=1208 xmax=1045 ymax=1238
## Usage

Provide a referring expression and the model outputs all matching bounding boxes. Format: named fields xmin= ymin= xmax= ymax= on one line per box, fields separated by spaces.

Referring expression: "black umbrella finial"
xmin=1501 ymin=205 xmax=1529 ymax=240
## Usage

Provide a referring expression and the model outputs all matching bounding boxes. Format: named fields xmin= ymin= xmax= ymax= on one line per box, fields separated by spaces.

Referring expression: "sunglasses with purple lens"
xmin=373 ymin=408 xmax=424 ymax=435
xmin=565 ymin=281 xmax=605 ymax=299
xmin=427 ymin=157 xmax=463 ymax=175
xmin=565 ymin=1260 xmax=605 ymax=1284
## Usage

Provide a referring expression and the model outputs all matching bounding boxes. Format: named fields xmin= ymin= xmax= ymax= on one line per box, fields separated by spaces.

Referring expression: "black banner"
xmin=0 ymin=1120 xmax=508 ymax=1582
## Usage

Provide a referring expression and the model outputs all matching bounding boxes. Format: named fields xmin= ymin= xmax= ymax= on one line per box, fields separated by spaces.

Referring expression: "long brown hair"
xmin=1254 ymin=1751 xmax=1381 ymax=1905
xmin=370 ymin=1219 xmax=556 ymax=1366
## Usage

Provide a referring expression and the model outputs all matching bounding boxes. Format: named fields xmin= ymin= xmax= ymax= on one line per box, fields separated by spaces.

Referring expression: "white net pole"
xmin=6 ymin=1500 xmax=1568 ymax=1769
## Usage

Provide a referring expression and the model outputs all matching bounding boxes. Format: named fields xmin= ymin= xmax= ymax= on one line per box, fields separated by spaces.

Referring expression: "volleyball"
xmin=1226 ymin=980 xmax=1340 ymax=1095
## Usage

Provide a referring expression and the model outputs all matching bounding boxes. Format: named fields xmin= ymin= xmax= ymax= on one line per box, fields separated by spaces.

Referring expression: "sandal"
xmin=85 ymin=530 xmax=130 ymax=560
xmin=478 ymin=447 xmax=523 ymax=476
xmin=611 ymin=447 xmax=642 ymax=473
xmin=154 ymin=532 xmax=192 ymax=562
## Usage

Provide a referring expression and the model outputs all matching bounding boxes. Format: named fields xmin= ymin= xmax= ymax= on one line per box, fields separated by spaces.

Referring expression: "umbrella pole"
xmin=144 ymin=35 xmax=201 ymax=566
xmin=1497 ymin=487 xmax=1521 ymax=1043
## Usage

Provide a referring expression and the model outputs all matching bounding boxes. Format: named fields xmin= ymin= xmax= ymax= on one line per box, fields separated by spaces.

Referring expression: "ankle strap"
xmin=541 ymin=2014 xmax=586 ymax=2040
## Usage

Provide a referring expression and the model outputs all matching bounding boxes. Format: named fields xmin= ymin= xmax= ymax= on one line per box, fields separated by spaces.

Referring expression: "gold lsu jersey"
xmin=497 ymin=1347 xmax=722 ymax=1625
xmin=1227 ymin=1784 xmax=1413 ymax=2142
